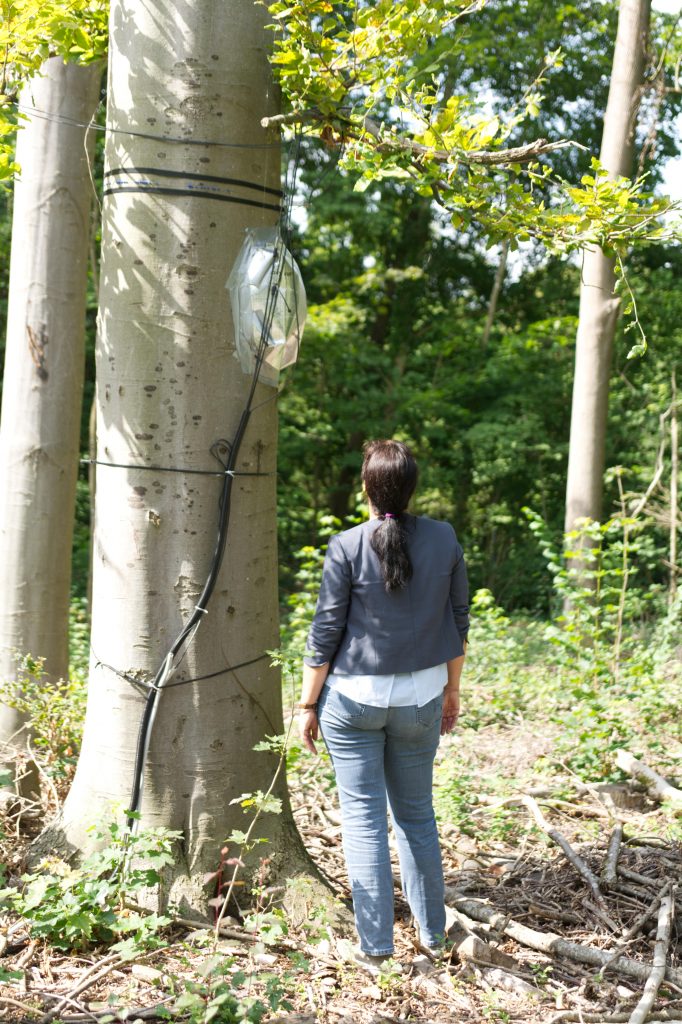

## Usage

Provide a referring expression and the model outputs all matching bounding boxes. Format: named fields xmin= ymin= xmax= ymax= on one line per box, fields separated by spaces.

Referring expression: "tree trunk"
xmin=564 ymin=0 xmax=650 ymax=536
xmin=670 ymin=373 xmax=678 ymax=603
xmin=481 ymin=240 xmax=509 ymax=349
xmin=0 ymin=59 xmax=102 ymax=756
xmin=53 ymin=0 xmax=316 ymax=912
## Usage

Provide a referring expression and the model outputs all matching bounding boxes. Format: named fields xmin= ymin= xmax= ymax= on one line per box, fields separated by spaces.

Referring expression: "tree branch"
xmin=448 ymin=892 xmax=682 ymax=989
xmin=521 ymin=796 xmax=606 ymax=907
xmin=628 ymin=884 xmax=675 ymax=1024
xmin=260 ymin=107 xmax=580 ymax=165
xmin=615 ymin=749 xmax=682 ymax=808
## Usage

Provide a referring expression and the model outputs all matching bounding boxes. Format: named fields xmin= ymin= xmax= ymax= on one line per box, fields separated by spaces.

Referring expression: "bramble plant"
xmin=0 ymin=653 xmax=86 ymax=787
xmin=0 ymin=817 xmax=177 ymax=954
xmin=165 ymin=954 xmax=294 ymax=1024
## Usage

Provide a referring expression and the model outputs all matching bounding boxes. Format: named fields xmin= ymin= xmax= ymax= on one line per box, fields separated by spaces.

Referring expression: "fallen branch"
xmin=582 ymin=898 xmax=620 ymax=934
xmin=628 ymin=885 xmax=676 ymax=1024
xmin=522 ymin=796 xmax=606 ymax=906
xmin=55 ymin=1001 xmax=173 ymax=1023
xmin=619 ymin=866 xmax=660 ymax=888
xmin=448 ymin=894 xmax=682 ymax=989
xmin=615 ymin=751 xmax=682 ymax=808
xmin=552 ymin=1011 xmax=682 ymax=1022
xmin=528 ymin=902 xmax=582 ymax=926
xmin=0 ymin=995 xmax=44 ymax=1016
xmin=40 ymin=953 xmax=126 ymax=1024
xmin=623 ymin=882 xmax=672 ymax=943
xmin=601 ymin=823 xmax=624 ymax=890
xmin=174 ymin=915 xmax=258 ymax=943
xmin=37 ymin=992 xmax=99 ymax=1023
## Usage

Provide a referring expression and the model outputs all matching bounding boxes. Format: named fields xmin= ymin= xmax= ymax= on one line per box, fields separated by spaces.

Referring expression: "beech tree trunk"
xmin=0 ymin=59 xmax=102 ymax=756
xmin=54 ymin=0 xmax=313 ymax=910
xmin=564 ymin=0 xmax=650 ymax=535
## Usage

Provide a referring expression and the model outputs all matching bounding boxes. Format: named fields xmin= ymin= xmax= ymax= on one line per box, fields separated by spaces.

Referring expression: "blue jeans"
xmin=317 ymin=685 xmax=446 ymax=956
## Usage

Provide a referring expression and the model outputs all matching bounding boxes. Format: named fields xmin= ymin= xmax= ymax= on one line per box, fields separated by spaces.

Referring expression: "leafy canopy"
xmin=267 ymin=0 xmax=678 ymax=257
xmin=0 ymin=0 xmax=108 ymax=178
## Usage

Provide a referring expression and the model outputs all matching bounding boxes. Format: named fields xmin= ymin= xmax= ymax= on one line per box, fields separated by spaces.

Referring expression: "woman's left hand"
xmin=299 ymin=709 xmax=319 ymax=753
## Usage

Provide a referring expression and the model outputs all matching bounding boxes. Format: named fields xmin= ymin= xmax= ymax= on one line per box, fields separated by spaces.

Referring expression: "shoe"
xmin=352 ymin=947 xmax=404 ymax=977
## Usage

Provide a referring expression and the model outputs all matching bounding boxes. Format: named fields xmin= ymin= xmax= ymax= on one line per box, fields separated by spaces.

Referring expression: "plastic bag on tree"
xmin=226 ymin=227 xmax=306 ymax=387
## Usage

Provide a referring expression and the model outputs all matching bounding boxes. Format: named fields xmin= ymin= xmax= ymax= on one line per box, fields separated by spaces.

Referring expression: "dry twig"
xmin=521 ymin=796 xmax=606 ymax=906
xmin=628 ymin=884 xmax=676 ymax=1024
xmin=40 ymin=953 xmax=125 ymax=1023
xmin=449 ymin=895 xmax=682 ymax=989
xmin=552 ymin=1011 xmax=682 ymax=1022
xmin=601 ymin=823 xmax=624 ymax=890
xmin=622 ymin=882 xmax=672 ymax=943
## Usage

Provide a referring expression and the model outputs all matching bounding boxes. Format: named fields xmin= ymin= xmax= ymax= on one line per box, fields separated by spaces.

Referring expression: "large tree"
xmin=0 ymin=58 xmax=102 ymax=762
xmin=564 ymin=0 xmax=651 ymax=535
xmin=52 ymin=0 xmax=314 ymax=908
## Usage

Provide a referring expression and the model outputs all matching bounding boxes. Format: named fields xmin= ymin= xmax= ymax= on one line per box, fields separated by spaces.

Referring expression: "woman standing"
xmin=298 ymin=439 xmax=469 ymax=969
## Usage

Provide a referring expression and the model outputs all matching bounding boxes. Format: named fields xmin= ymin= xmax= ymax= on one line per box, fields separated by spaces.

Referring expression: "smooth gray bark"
xmin=0 ymin=59 xmax=102 ymax=756
xmin=56 ymin=0 xmax=311 ymax=908
xmin=564 ymin=0 xmax=650 ymax=535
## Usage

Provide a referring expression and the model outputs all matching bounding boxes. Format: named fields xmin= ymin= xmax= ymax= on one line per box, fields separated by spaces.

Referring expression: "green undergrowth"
xmin=0 ymin=817 xmax=176 ymax=955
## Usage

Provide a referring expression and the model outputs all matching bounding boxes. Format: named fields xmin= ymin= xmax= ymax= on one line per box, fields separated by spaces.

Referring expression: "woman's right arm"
xmin=298 ymin=662 xmax=330 ymax=753
xmin=442 ymin=650 xmax=465 ymax=735
xmin=449 ymin=543 xmax=470 ymax=650
xmin=300 ymin=536 xmax=352 ymax=754
xmin=304 ymin=535 xmax=352 ymax=668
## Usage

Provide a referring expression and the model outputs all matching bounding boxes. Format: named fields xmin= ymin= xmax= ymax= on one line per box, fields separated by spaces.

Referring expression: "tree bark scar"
xmin=26 ymin=323 xmax=49 ymax=380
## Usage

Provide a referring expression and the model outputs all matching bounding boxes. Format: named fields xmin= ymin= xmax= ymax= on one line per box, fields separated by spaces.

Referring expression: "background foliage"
xmin=0 ymin=0 xmax=679 ymax=615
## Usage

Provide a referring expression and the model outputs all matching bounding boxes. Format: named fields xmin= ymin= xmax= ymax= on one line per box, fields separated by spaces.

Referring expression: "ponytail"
xmin=362 ymin=440 xmax=418 ymax=593
xmin=370 ymin=514 xmax=412 ymax=592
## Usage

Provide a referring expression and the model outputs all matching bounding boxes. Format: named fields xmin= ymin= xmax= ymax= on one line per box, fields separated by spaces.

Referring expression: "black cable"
xmin=81 ymin=457 xmax=270 ymax=478
xmin=103 ymin=185 xmax=281 ymax=213
xmin=125 ymin=129 xmax=304 ymax=829
xmin=94 ymin=651 xmax=269 ymax=691
xmin=105 ymin=166 xmax=283 ymax=198
xmin=15 ymin=102 xmax=283 ymax=149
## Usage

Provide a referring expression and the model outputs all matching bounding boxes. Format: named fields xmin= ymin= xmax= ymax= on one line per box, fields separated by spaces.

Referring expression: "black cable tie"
xmin=105 ymin=166 xmax=283 ymax=198
xmin=103 ymin=184 xmax=281 ymax=213
xmin=165 ymin=654 xmax=270 ymax=688
xmin=93 ymin=654 xmax=151 ymax=691
xmin=95 ymin=651 xmax=269 ymax=692
xmin=15 ymin=102 xmax=284 ymax=149
xmin=80 ymin=458 xmax=270 ymax=477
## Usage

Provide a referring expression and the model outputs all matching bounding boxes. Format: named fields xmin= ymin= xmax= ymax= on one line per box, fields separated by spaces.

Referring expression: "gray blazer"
xmin=304 ymin=515 xmax=469 ymax=675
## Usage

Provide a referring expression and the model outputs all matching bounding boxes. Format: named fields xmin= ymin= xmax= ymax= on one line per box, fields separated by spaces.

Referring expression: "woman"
xmin=298 ymin=439 xmax=469 ymax=969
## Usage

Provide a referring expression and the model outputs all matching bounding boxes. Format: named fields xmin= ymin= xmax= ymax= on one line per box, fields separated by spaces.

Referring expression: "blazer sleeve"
xmin=450 ymin=542 xmax=470 ymax=645
xmin=304 ymin=535 xmax=352 ymax=667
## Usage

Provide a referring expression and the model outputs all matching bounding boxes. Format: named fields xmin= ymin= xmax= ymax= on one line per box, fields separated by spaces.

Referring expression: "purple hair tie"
xmin=383 ymin=512 xmax=397 ymax=519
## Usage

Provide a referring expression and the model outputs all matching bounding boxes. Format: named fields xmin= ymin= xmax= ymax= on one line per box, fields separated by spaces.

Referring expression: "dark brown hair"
xmin=361 ymin=440 xmax=418 ymax=592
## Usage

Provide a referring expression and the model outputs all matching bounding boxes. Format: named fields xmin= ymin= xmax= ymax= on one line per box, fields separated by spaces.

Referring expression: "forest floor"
xmin=1 ymin=707 xmax=681 ymax=1024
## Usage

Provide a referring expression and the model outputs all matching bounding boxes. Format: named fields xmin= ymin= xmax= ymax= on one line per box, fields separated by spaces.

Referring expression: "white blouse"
xmin=325 ymin=663 xmax=447 ymax=709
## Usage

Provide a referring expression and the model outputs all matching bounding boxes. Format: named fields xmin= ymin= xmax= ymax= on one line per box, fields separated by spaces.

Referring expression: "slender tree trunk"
xmin=0 ymin=60 xmax=102 ymax=756
xmin=564 ymin=0 xmax=650 ymax=536
xmin=52 ymin=0 xmax=316 ymax=912
xmin=670 ymin=373 xmax=678 ymax=603
xmin=481 ymin=240 xmax=509 ymax=349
